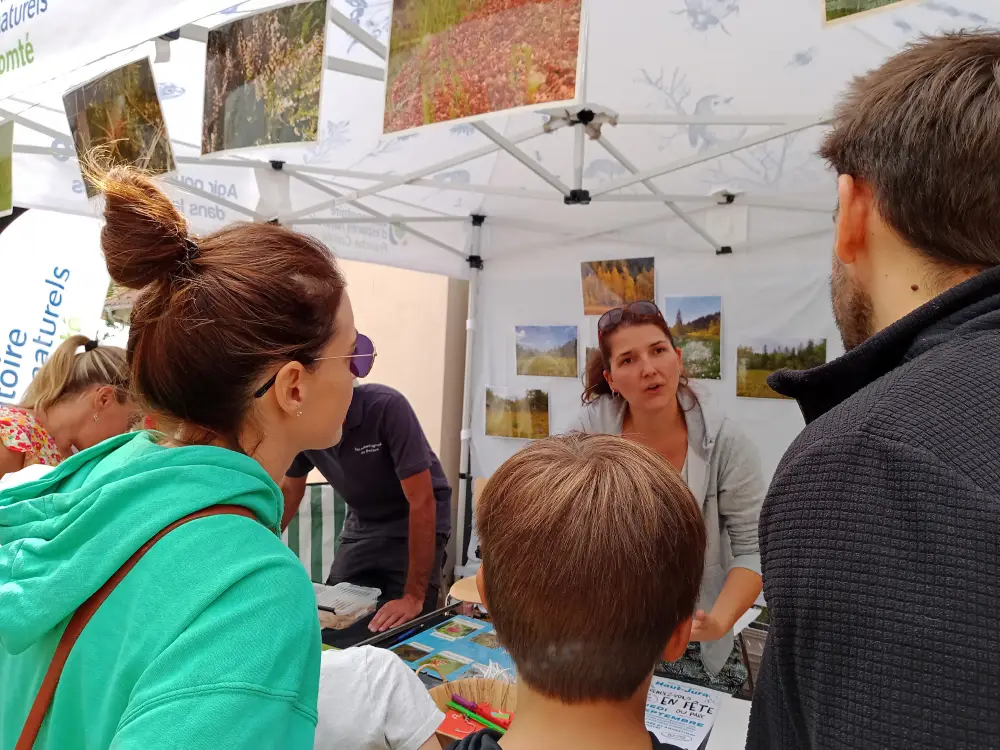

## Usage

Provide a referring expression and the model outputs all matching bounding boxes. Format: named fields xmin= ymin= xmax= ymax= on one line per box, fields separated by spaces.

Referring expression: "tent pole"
xmin=327 ymin=6 xmax=388 ymax=60
xmin=573 ymin=123 xmax=585 ymax=191
xmin=474 ymin=122 xmax=571 ymax=196
xmin=591 ymin=114 xmax=832 ymax=196
xmin=455 ymin=216 xmax=484 ymax=579
xmin=594 ymin=135 xmax=722 ymax=252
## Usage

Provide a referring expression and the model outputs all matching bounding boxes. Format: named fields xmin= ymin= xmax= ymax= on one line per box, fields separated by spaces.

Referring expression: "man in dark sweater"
xmin=747 ymin=32 xmax=1000 ymax=749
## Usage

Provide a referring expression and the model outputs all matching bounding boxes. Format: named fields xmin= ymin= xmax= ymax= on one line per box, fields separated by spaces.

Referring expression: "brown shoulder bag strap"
xmin=16 ymin=504 xmax=258 ymax=750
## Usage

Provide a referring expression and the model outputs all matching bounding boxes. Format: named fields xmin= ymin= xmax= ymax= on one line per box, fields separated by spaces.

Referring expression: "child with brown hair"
xmin=448 ymin=433 xmax=706 ymax=750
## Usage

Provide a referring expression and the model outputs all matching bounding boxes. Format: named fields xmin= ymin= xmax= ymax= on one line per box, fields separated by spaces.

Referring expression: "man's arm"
xmin=369 ymin=469 xmax=436 ymax=632
xmin=280 ymin=474 xmax=308 ymax=532
xmin=748 ymin=430 xmax=1000 ymax=749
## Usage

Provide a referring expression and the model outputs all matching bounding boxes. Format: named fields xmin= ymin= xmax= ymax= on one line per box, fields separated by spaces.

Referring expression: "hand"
xmin=689 ymin=609 xmax=728 ymax=642
xmin=369 ymin=595 xmax=423 ymax=633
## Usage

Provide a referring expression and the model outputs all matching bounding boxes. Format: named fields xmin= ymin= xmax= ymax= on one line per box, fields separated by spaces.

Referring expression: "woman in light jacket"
xmin=567 ymin=301 xmax=763 ymax=693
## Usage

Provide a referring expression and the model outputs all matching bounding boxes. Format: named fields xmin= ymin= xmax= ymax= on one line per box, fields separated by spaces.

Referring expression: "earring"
xmin=296 ymin=411 xmax=303 ymax=417
xmin=93 ymin=413 xmax=100 ymax=424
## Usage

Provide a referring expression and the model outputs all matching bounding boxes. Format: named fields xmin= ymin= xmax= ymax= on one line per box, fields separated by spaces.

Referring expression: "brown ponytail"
xmin=88 ymin=163 xmax=346 ymax=451
xmin=20 ymin=335 xmax=128 ymax=411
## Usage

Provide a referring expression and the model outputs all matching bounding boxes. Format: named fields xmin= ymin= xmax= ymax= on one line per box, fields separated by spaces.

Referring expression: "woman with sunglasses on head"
xmin=0 ymin=165 xmax=358 ymax=749
xmin=567 ymin=301 xmax=764 ymax=694
xmin=0 ymin=335 xmax=135 ymax=484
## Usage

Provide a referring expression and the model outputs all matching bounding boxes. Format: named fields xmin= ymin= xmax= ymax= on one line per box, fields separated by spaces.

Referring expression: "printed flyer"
xmin=644 ymin=677 xmax=727 ymax=750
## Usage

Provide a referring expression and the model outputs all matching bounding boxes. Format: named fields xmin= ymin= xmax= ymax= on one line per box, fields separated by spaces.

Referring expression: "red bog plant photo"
xmin=384 ymin=0 xmax=583 ymax=133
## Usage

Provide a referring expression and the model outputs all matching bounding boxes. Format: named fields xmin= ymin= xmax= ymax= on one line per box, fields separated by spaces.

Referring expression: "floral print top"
xmin=0 ymin=406 xmax=63 ymax=468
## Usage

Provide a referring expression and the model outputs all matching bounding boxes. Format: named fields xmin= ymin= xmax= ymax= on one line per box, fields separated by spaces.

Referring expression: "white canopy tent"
xmin=3 ymin=0 xmax=998 ymax=569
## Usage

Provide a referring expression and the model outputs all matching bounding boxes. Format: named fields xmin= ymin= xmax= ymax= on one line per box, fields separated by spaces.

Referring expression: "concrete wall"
xmin=310 ymin=259 xmax=468 ymax=581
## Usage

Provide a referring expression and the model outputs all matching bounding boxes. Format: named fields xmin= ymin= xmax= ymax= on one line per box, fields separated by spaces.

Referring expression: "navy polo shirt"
xmin=287 ymin=384 xmax=452 ymax=541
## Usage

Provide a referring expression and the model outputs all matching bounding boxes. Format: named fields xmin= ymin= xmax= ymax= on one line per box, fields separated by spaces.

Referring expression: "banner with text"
xmin=0 ymin=209 xmax=108 ymax=404
xmin=0 ymin=0 xmax=238 ymax=99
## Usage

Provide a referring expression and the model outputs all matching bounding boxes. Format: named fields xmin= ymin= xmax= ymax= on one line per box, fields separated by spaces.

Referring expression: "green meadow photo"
xmin=203 ymin=0 xmax=327 ymax=153
xmin=384 ymin=0 xmax=583 ymax=133
xmin=825 ymin=0 xmax=913 ymax=23
xmin=0 ymin=120 xmax=12 ymax=217
xmin=665 ymin=296 xmax=722 ymax=380
xmin=515 ymin=325 xmax=578 ymax=378
xmin=736 ymin=338 xmax=827 ymax=399
xmin=63 ymin=58 xmax=175 ymax=198
xmin=485 ymin=386 xmax=549 ymax=439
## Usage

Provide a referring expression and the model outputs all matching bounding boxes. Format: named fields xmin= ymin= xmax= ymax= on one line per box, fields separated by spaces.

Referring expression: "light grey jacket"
xmin=566 ymin=392 xmax=764 ymax=675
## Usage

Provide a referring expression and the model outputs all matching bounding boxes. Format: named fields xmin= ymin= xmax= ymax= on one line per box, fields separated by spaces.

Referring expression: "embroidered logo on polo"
xmin=355 ymin=443 xmax=382 ymax=456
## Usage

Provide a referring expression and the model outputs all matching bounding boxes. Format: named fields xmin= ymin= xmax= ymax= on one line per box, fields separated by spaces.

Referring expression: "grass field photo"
xmin=581 ymin=258 xmax=655 ymax=316
xmin=485 ymin=386 xmax=549 ymax=439
xmin=384 ymin=0 xmax=582 ymax=133
xmin=825 ymin=0 xmax=913 ymax=23
xmin=203 ymin=0 xmax=327 ymax=154
xmin=64 ymin=58 xmax=174 ymax=198
xmin=0 ymin=120 xmax=12 ymax=217
xmin=665 ymin=296 xmax=722 ymax=380
xmin=736 ymin=338 xmax=827 ymax=399
xmin=515 ymin=325 xmax=578 ymax=378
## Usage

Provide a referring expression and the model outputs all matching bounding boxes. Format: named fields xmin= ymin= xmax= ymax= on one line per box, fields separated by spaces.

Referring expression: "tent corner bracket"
xmin=564 ymin=189 xmax=591 ymax=206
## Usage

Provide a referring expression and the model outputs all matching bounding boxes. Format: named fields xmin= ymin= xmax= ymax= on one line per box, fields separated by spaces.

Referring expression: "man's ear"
xmin=661 ymin=615 xmax=693 ymax=663
xmin=834 ymin=173 xmax=871 ymax=268
xmin=476 ymin=566 xmax=489 ymax=610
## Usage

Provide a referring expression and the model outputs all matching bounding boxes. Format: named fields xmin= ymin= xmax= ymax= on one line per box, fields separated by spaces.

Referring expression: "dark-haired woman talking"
xmin=567 ymin=302 xmax=764 ymax=694
xmin=0 ymin=167 xmax=367 ymax=748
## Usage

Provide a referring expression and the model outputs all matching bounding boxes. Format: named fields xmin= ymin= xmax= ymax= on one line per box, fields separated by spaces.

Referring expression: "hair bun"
xmin=87 ymin=164 xmax=192 ymax=290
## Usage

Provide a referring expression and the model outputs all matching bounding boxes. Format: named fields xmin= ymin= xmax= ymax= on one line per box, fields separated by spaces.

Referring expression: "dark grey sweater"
xmin=747 ymin=267 xmax=1000 ymax=749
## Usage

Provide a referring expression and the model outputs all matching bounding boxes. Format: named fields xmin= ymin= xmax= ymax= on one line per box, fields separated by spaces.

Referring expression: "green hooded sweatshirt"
xmin=0 ymin=432 xmax=320 ymax=749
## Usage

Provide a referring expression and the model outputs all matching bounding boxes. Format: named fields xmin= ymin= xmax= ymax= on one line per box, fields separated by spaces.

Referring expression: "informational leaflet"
xmin=644 ymin=676 xmax=727 ymax=750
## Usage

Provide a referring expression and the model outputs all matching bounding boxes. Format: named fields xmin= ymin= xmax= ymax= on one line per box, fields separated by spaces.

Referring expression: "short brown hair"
xmin=819 ymin=31 xmax=1000 ymax=268
xmin=477 ymin=434 xmax=705 ymax=702
xmin=90 ymin=166 xmax=345 ymax=450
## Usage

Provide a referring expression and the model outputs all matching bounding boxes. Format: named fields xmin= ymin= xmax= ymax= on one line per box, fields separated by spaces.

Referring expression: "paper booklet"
xmin=644 ymin=676 xmax=728 ymax=750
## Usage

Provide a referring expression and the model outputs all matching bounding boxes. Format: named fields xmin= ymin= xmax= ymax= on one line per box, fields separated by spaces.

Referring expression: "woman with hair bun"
xmin=0 ymin=166 xmax=364 ymax=749
xmin=0 ymin=335 xmax=132 ymax=480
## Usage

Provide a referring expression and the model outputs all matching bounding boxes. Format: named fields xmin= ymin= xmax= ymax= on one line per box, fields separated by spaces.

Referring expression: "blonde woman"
xmin=0 ymin=335 xmax=134 ymax=480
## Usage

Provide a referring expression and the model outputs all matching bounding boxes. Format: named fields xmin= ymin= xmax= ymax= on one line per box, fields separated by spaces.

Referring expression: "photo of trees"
xmin=202 ymin=0 xmax=327 ymax=154
xmin=825 ymin=0 xmax=911 ymax=23
xmin=63 ymin=58 xmax=175 ymax=198
xmin=515 ymin=325 xmax=578 ymax=378
xmin=736 ymin=338 xmax=827 ymax=399
xmin=384 ymin=0 xmax=582 ymax=133
xmin=485 ymin=386 xmax=549 ymax=439
xmin=665 ymin=296 xmax=722 ymax=380
xmin=581 ymin=258 xmax=655 ymax=316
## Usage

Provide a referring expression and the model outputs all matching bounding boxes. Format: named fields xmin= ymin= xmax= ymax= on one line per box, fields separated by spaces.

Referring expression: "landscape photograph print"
xmin=63 ymin=58 xmax=175 ymax=198
xmin=825 ymin=0 xmax=914 ymax=23
xmin=0 ymin=120 xmax=12 ymax=217
xmin=485 ymin=386 xmax=549 ymax=439
xmin=203 ymin=0 xmax=327 ymax=154
xmin=736 ymin=337 xmax=827 ymax=399
xmin=665 ymin=296 xmax=722 ymax=380
xmin=384 ymin=0 xmax=583 ymax=133
xmin=581 ymin=258 xmax=655 ymax=316
xmin=515 ymin=325 xmax=578 ymax=378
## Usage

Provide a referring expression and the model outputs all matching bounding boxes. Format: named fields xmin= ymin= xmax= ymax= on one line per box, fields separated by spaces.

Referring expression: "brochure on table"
xmin=390 ymin=615 xmax=515 ymax=681
xmin=645 ymin=676 xmax=728 ymax=750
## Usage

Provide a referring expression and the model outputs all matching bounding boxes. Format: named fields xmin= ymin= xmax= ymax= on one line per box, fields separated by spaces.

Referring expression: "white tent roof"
xmin=6 ymin=0 xmax=999 ymax=279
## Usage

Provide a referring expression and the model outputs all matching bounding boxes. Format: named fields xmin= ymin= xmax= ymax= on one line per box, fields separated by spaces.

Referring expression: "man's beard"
xmin=831 ymin=256 xmax=874 ymax=352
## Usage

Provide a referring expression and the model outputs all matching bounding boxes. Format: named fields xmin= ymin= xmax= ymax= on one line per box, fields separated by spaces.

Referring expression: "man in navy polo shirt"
xmin=281 ymin=383 xmax=451 ymax=633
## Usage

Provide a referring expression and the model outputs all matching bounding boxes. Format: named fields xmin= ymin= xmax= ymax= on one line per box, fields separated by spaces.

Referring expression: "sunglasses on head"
xmin=597 ymin=301 xmax=664 ymax=334
xmin=253 ymin=332 xmax=377 ymax=399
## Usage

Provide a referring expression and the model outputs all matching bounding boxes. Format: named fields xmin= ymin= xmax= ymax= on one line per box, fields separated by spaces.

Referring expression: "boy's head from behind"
xmin=476 ymin=434 xmax=706 ymax=703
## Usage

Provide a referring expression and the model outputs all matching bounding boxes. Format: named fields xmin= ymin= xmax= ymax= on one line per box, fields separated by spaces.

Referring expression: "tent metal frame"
xmin=2 ymin=5 xmax=838 ymax=575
